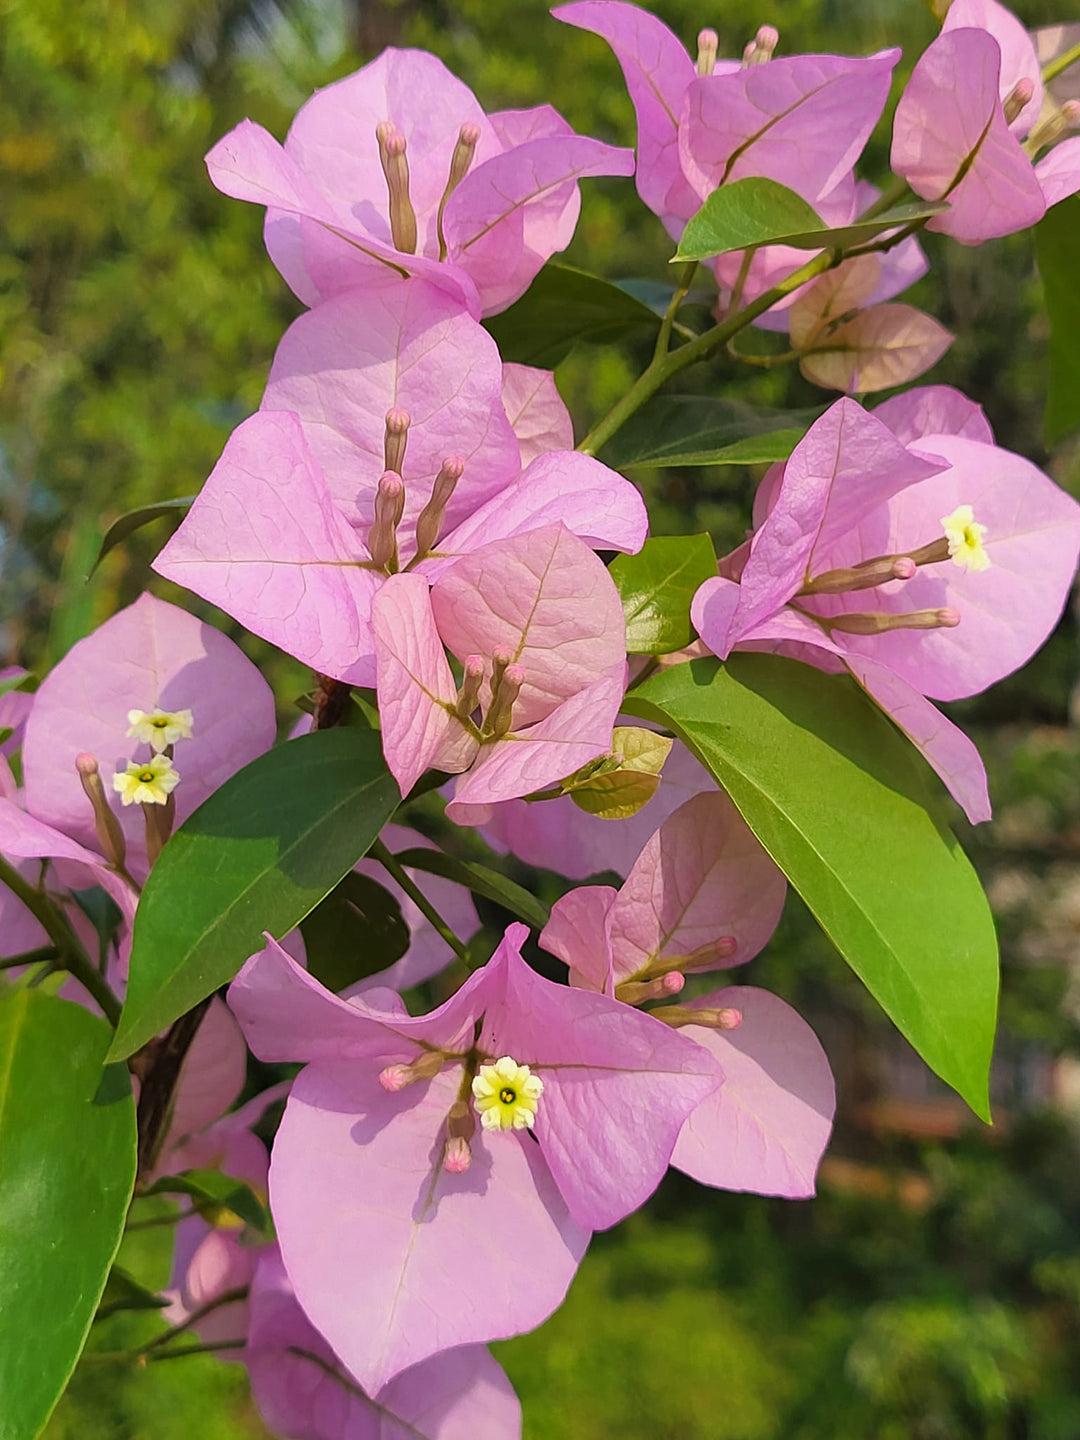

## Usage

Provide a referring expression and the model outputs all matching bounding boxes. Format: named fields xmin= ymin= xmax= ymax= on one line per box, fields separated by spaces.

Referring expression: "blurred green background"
xmin=5 ymin=0 xmax=1080 ymax=1435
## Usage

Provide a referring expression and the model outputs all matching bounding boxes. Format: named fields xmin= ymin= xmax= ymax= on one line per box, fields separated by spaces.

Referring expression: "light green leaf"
xmin=484 ymin=262 xmax=661 ymax=367
xmin=109 ymin=728 xmax=400 ymax=1061
xmin=391 ymin=848 xmax=548 ymax=932
xmin=610 ymin=535 xmax=717 ymax=654
xmin=0 ymin=990 xmax=136 ymax=1439
xmin=1035 ymin=194 xmax=1080 ymax=445
xmin=624 ymin=656 xmax=998 ymax=1118
xmin=675 ymin=177 xmax=947 ymax=260
xmin=598 ymin=396 xmax=821 ymax=469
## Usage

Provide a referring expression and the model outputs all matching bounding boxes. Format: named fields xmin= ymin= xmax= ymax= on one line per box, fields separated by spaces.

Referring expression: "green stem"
xmin=1043 ymin=40 xmax=1080 ymax=84
xmin=652 ymin=260 xmax=697 ymax=361
xmin=0 ymin=856 xmax=121 ymax=1024
xmin=854 ymin=174 xmax=912 ymax=223
xmin=577 ymin=248 xmax=837 ymax=457
xmin=0 ymin=945 xmax=59 ymax=970
xmin=82 ymin=1339 xmax=247 ymax=1366
xmin=140 ymin=1286 xmax=249 ymax=1354
xmin=369 ymin=839 xmax=471 ymax=964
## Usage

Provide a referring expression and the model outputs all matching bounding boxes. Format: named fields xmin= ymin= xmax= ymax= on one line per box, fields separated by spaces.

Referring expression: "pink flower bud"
xmin=1003 ymin=77 xmax=1034 ymax=126
xmin=375 ymin=123 xmax=418 ymax=254
xmin=443 ymin=1136 xmax=472 ymax=1173
xmin=696 ymin=28 xmax=719 ymax=76
xmin=383 ymin=408 xmax=411 ymax=475
xmin=743 ymin=24 xmax=779 ymax=66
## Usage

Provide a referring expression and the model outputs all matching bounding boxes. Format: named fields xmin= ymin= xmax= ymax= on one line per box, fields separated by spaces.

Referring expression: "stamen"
xmin=696 ymin=27 xmax=719 ymax=76
xmin=1003 ymin=76 xmax=1035 ymax=126
xmin=455 ymin=655 xmax=485 ymax=719
xmin=367 ymin=471 xmax=406 ymax=573
xmin=383 ymin=407 xmax=411 ymax=476
xmin=616 ymin=971 xmax=685 ymax=1005
xmin=742 ymin=24 xmax=779 ymax=66
xmin=436 ymin=123 xmax=482 ymax=261
xmin=653 ymin=1005 xmax=743 ymax=1030
xmin=414 ymin=454 xmax=466 ymax=558
xmin=485 ymin=659 xmax=525 ymax=742
xmin=379 ymin=1050 xmax=445 ymax=1092
xmin=76 ymin=753 xmax=127 ymax=871
xmin=825 ymin=607 xmax=960 ymax=635
xmin=375 ymin=122 xmax=418 ymax=254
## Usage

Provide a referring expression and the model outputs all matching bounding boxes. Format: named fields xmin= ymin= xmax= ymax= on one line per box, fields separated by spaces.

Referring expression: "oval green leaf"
xmin=108 ymin=728 xmax=400 ymax=1061
xmin=609 ymin=535 xmax=717 ymax=654
xmin=89 ymin=497 xmax=194 ymax=578
xmin=674 ymin=177 xmax=948 ymax=260
xmin=1035 ymin=194 xmax=1080 ymax=445
xmin=300 ymin=871 xmax=409 ymax=993
xmin=0 ymin=990 xmax=136 ymax=1440
xmin=624 ymin=656 xmax=998 ymax=1118
xmin=598 ymin=396 xmax=822 ymax=469
xmin=484 ymin=262 xmax=661 ymax=367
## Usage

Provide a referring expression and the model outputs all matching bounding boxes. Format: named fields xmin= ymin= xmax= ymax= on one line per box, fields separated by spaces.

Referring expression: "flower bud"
xmin=383 ymin=407 xmax=411 ymax=476
xmin=443 ymin=1135 xmax=472 ymax=1173
xmin=1003 ymin=77 xmax=1035 ymax=126
xmin=76 ymin=752 xmax=128 ymax=872
xmin=485 ymin=661 xmax=525 ymax=742
xmin=696 ymin=28 xmax=719 ymax=76
xmin=379 ymin=1050 xmax=445 ymax=1092
xmin=376 ymin=122 xmax=418 ymax=254
xmin=615 ymin=971 xmax=686 ymax=1006
xmin=826 ymin=607 xmax=960 ymax=636
xmin=367 ymin=471 xmax=406 ymax=573
xmin=414 ymin=454 xmax=466 ymax=558
xmin=743 ymin=24 xmax=779 ymax=66
xmin=455 ymin=654 xmax=486 ymax=719
xmin=653 ymin=1004 xmax=743 ymax=1030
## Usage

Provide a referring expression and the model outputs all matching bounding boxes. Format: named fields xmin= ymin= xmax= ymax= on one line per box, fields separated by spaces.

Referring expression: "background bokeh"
xmin=5 ymin=0 xmax=1080 ymax=1435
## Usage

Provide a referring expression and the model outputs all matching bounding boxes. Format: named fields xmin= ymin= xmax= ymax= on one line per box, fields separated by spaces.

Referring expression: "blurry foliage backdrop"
xmin=4 ymin=0 xmax=1080 ymax=1435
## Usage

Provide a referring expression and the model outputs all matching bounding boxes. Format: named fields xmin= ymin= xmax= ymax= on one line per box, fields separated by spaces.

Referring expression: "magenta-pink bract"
xmin=155 ymin=283 xmax=645 ymax=689
xmin=228 ymin=923 xmax=721 ymax=1390
xmin=373 ymin=526 xmax=629 ymax=809
xmin=692 ymin=397 xmax=1080 ymax=821
xmin=246 ymin=1250 xmax=522 ymax=1440
xmin=206 ymin=48 xmax=633 ymax=318
xmin=541 ymin=796 xmax=833 ymax=1198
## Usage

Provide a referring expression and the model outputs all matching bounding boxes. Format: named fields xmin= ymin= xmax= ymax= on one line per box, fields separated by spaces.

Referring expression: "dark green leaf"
xmin=300 ymin=871 xmax=409 ymax=992
xmin=0 ymin=990 xmax=136 ymax=1439
xmin=109 ymin=729 xmax=400 ymax=1061
xmin=675 ymin=178 xmax=948 ymax=260
xmin=599 ymin=396 xmax=821 ymax=469
xmin=0 ymin=671 xmax=35 ymax=701
xmin=1035 ymin=194 xmax=1080 ymax=445
xmin=625 ymin=656 xmax=998 ymax=1118
xmin=392 ymin=848 xmax=548 ymax=932
xmin=610 ymin=535 xmax=717 ymax=654
xmin=95 ymin=1266 xmax=168 ymax=1319
xmin=484 ymin=263 xmax=661 ymax=367
xmin=88 ymin=497 xmax=194 ymax=578
xmin=144 ymin=1168 xmax=271 ymax=1235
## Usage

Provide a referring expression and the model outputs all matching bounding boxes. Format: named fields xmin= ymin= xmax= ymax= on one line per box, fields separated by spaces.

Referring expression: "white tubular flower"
xmin=112 ymin=754 xmax=181 ymax=807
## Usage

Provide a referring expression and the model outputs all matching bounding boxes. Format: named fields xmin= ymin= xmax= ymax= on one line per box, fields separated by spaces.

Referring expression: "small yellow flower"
xmin=126 ymin=707 xmax=194 ymax=753
xmin=940 ymin=505 xmax=990 ymax=572
xmin=472 ymin=1056 xmax=544 ymax=1132
xmin=112 ymin=754 xmax=180 ymax=807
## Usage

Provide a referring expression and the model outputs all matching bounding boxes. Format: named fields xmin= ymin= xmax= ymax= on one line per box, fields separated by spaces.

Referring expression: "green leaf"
xmin=0 ymin=990 xmax=136 ymax=1439
xmin=94 ymin=1265 xmax=168 ymax=1319
xmin=484 ymin=263 xmax=661 ymax=367
xmin=598 ymin=396 xmax=821 ymax=469
xmin=0 ymin=670 xmax=35 ymax=701
xmin=1035 ymin=194 xmax=1080 ymax=445
xmin=624 ymin=656 xmax=998 ymax=1118
xmin=109 ymin=728 xmax=400 ymax=1061
xmin=144 ymin=1168 xmax=272 ymax=1235
xmin=300 ymin=871 xmax=409 ymax=992
xmin=610 ymin=535 xmax=718 ymax=654
xmin=392 ymin=848 xmax=549 ymax=932
xmin=674 ymin=177 xmax=948 ymax=260
xmin=89 ymin=497 xmax=194 ymax=578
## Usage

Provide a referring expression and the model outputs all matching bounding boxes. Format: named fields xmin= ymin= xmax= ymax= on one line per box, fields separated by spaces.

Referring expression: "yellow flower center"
xmin=472 ymin=1056 xmax=544 ymax=1132
xmin=940 ymin=505 xmax=990 ymax=573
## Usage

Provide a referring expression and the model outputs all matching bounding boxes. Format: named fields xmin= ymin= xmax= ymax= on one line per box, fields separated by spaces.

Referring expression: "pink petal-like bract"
xmin=671 ymin=986 xmax=835 ymax=1198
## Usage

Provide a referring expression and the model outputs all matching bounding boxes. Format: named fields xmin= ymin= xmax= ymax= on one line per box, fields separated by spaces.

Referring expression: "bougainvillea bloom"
xmin=228 ymin=923 xmax=720 ymax=1391
xmin=372 ymin=526 xmax=628 ymax=811
xmin=692 ymin=396 xmax=1080 ymax=821
xmin=540 ymin=792 xmax=833 ymax=1196
xmin=205 ymin=48 xmax=633 ymax=318
xmin=892 ymin=0 xmax=1080 ymax=243
xmin=113 ymin=754 xmax=180 ymax=807
xmin=156 ymin=281 xmax=646 ymax=688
